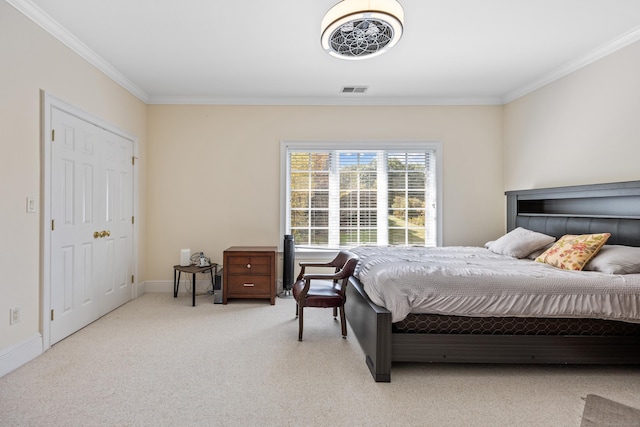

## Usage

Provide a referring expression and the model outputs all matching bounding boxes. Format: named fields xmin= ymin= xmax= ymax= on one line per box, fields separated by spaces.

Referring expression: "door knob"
xmin=94 ymin=231 xmax=100 ymax=239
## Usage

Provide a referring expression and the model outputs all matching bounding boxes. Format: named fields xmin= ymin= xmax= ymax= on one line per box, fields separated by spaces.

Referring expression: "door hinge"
xmin=51 ymin=219 xmax=55 ymax=231
xmin=51 ymin=309 xmax=54 ymax=321
xmin=132 ymin=156 xmax=135 ymax=165
xmin=131 ymin=275 xmax=134 ymax=284
xmin=132 ymin=216 xmax=135 ymax=224
xmin=51 ymin=129 xmax=55 ymax=142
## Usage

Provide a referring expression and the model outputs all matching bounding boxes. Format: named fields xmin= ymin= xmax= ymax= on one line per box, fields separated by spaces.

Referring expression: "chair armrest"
xmin=302 ymin=273 xmax=341 ymax=281
xmin=296 ymin=261 xmax=334 ymax=281
xmin=298 ymin=261 xmax=333 ymax=268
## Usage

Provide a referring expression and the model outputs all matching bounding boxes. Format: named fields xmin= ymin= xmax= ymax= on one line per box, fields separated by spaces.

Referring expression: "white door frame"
xmin=41 ymin=91 xmax=139 ymax=351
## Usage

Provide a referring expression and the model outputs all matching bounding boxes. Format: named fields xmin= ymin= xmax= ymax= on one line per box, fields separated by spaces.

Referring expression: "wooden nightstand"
xmin=223 ymin=246 xmax=277 ymax=304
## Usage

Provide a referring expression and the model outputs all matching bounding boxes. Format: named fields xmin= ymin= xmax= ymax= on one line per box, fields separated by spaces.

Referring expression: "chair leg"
xmin=339 ymin=305 xmax=347 ymax=338
xmin=333 ymin=306 xmax=337 ymax=318
xmin=298 ymin=306 xmax=304 ymax=341
xmin=295 ymin=302 xmax=298 ymax=317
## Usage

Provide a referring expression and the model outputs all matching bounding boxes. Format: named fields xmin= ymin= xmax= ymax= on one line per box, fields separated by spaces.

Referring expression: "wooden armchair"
xmin=292 ymin=250 xmax=359 ymax=341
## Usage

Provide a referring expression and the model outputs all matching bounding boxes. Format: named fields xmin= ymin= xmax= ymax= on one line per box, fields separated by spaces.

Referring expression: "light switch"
xmin=27 ymin=197 xmax=36 ymax=213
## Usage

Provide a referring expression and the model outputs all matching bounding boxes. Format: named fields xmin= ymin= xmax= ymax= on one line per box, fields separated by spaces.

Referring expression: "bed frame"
xmin=345 ymin=180 xmax=640 ymax=382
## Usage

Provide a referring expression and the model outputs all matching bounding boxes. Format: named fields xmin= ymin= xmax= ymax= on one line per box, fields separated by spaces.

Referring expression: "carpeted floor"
xmin=2 ymin=292 xmax=640 ymax=426
xmin=581 ymin=394 xmax=640 ymax=427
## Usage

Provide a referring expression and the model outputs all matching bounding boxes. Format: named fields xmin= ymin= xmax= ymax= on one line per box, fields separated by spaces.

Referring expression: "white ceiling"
xmin=9 ymin=0 xmax=640 ymax=105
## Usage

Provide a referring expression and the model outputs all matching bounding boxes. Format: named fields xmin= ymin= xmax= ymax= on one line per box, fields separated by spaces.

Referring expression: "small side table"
xmin=173 ymin=264 xmax=218 ymax=306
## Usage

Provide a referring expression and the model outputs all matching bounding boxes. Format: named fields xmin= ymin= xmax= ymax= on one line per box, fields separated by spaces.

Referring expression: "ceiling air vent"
xmin=341 ymin=86 xmax=368 ymax=94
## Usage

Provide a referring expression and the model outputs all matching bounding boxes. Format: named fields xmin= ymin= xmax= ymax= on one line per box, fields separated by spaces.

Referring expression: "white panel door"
xmin=100 ymin=130 xmax=133 ymax=313
xmin=50 ymin=107 xmax=133 ymax=344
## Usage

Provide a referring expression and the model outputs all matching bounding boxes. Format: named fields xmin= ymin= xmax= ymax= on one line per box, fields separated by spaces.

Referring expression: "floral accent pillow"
xmin=535 ymin=233 xmax=610 ymax=271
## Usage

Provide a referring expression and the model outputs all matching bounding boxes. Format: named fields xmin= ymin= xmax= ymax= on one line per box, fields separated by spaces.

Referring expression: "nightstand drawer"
xmin=227 ymin=256 xmax=272 ymax=275
xmin=227 ymin=275 xmax=271 ymax=294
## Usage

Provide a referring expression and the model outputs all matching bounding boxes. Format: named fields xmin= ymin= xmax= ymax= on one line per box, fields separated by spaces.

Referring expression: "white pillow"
xmin=583 ymin=245 xmax=640 ymax=274
xmin=526 ymin=243 xmax=555 ymax=260
xmin=486 ymin=227 xmax=556 ymax=258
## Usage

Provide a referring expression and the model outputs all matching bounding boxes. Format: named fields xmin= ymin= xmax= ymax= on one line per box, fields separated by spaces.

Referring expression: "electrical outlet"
xmin=10 ymin=307 xmax=21 ymax=325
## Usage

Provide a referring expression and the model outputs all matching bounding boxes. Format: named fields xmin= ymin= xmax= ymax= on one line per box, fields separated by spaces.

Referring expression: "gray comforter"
xmin=350 ymin=246 xmax=640 ymax=323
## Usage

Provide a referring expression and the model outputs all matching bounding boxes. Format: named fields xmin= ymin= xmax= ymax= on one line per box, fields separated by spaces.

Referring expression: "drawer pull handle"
xmin=243 ymin=283 xmax=255 ymax=287
xmin=246 ymin=263 xmax=251 ymax=269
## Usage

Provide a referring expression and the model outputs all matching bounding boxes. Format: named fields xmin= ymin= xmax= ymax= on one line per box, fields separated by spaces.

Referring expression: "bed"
xmin=344 ymin=180 xmax=640 ymax=382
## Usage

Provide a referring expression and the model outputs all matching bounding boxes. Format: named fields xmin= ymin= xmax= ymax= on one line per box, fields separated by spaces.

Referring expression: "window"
xmin=281 ymin=141 xmax=442 ymax=250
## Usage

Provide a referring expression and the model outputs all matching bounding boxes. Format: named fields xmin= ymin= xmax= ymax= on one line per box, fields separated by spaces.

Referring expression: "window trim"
xmin=279 ymin=140 xmax=443 ymax=255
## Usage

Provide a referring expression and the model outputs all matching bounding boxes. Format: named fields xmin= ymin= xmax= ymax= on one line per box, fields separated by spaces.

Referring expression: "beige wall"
xmin=503 ymin=40 xmax=640 ymax=191
xmin=0 ymin=2 xmax=147 ymax=352
xmin=146 ymin=105 xmax=504 ymax=280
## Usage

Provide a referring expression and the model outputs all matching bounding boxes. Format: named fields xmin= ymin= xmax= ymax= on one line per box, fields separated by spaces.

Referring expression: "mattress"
xmin=350 ymin=246 xmax=640 ymax=323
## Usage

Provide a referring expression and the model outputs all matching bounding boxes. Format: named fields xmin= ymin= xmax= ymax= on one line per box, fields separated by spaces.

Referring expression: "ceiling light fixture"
xmin=321 ymin=0 xmax=404 ymax=60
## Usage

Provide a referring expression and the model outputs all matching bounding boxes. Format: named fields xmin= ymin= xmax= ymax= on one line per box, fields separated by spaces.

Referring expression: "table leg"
xmin=192 ymin=273 xmax=196 ymax=307
xmin=173 ymin=269 xmax=179 ymax=297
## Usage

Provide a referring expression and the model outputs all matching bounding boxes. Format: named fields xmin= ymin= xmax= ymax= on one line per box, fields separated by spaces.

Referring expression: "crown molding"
xmin=146 ymin=95 xmax=504 ymax=106
xmin=6 ymin=0 xmax=150 ymax=103
xmin=502 ymin=25 xmax=640 ymax=104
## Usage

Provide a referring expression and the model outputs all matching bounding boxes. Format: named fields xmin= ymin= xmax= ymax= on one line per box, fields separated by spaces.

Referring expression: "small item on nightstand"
xmin=180 ymin=249 xmax=191 ymax=266
xmin=190 ymin=252 xmax=211 ymax=267
xmin=198 ymin=252 xmax=210 ymax=267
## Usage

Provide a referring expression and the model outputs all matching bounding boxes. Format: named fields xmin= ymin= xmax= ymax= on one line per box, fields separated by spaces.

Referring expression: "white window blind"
xmin=283 ymin=142 xmax=440 ymax=249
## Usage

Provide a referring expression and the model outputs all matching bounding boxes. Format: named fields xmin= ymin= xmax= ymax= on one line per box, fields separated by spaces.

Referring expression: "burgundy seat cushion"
xmin=293 ymin=280 xmax=344 ymax=308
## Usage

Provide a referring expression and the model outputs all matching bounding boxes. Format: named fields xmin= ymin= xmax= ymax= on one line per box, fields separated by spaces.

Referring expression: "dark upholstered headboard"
xmin=505 ymin=181 xmax=640 ymax=247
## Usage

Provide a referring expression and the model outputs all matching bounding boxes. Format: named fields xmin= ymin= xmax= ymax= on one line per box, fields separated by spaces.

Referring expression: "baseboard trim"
xmin=0 ymin=334 xmax=43 ymax=378
xmin=135 ymin=280 xmax=147 ymax=297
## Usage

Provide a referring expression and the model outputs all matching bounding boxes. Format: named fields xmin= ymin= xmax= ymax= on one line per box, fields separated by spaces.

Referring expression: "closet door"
xmin=100 ymin=129 xmax=133 ymax=315
xmin=49 ymin=107 xmax=133 ymax=344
